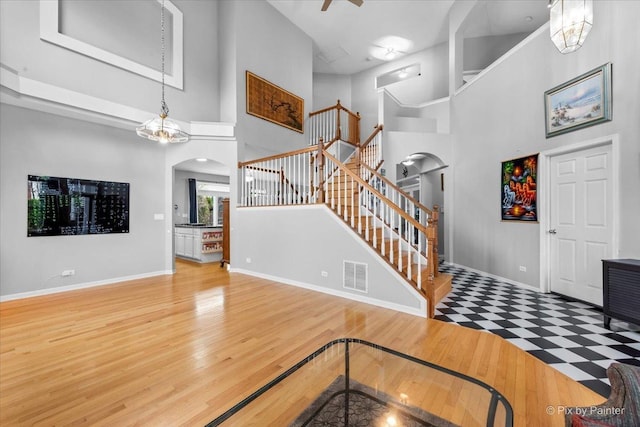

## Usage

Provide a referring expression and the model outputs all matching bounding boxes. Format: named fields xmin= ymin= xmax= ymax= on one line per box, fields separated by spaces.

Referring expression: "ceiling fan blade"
xmin=321 ymin=0 xmax=332 ymax=11
xmin=348 ymin=0 xmax=364 ymax=6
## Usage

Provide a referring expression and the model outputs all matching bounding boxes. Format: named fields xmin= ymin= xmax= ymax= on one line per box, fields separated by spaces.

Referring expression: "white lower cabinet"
xmin=174 ymin=226 xmax=222 ymax=263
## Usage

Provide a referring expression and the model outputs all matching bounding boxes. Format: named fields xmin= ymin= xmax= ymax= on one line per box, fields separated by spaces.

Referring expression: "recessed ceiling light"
xmin=196 ymin=158 xmax=207 ymax=162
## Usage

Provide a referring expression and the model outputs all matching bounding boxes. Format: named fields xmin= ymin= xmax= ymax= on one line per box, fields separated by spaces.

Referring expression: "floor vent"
xmin=343 ymin=261 xmax=368 ymax=293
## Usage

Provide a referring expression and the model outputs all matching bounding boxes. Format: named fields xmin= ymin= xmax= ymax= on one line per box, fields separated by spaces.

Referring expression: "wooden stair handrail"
xmin=323 ymin=150 xmax=431 ymax=237
xmin=360 ymin=124 xmax=383 ymax=149
xmin=238 ymin=145 xmax=318 ymax=168
xmin=308 ymin=100 xmax=360 ymax=146
xmin=359 ymin=162 xmax=434 ymax=217
xmin=308 ymin=99 xmax=358 ymax=119
xmin=243 ymin=165 xmax=280 ymax=175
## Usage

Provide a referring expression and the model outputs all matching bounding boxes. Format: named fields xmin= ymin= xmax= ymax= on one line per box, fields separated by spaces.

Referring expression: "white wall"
xmin=0 ymin=105 xmax=167 ymax=298
xmin=352 ymin=42 xmax=449 ymax=135
xmin=450 ymin=1 xmax=640 ymax=287
xmin=463 ymin=33 xmax=530 ymax=71
xmin=233 ymin=205 xmax=426 ymax=316
xmin=0 ymin=0 xmax=220 ymax=122
xmin=219 ymin=0 xmax=313 ymax=160
xmin=312 ymin=73 xmax=352 ymax=111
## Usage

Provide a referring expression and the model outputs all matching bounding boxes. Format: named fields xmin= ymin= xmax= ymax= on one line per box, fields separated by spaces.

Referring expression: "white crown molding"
xmin=40 ymin=0 xmax=184 ymax=89
xmin=0 ymin=65 xmax=235 ymax=139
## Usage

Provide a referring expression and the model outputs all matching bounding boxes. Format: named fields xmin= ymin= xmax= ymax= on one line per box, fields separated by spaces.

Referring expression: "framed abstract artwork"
xmin=246 ymin=71 xmax=304 ymax=133
xmin=544 ymin=63 xmax=612 ymax=138
xmin=501 ymin=154 xmax=538 ymax=222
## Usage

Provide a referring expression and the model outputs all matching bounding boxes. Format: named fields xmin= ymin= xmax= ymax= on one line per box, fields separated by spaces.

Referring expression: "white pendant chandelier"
xmin=549 ymin=0 xmax=593 ymax=54
xmin=136 ymin=0 xmax=188 ymax=143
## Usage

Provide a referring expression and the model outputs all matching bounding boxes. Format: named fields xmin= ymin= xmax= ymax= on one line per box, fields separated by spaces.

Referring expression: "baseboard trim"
xmin=445 ymin=262 xmax=542 ymax=294
xmin=230 ymin=268 xmax=427 ymax=318
xmin=0 ymin=270 xmax=174 ymax=302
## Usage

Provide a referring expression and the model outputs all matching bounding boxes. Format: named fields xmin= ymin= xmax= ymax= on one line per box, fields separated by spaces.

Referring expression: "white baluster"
xmin=407 ymin=223 xmax=412 ymax=281
xmin=417 ymin=237 xmax=422 ymax=290
xmin=389 ymin=208 xmax=394 ymax=264
xmin=342 ymin=171 xmax=347 ymax=220
xmin=373 ymin=193 xmax=377 ymax=249
xmin=398 ymin=212 xmax=402 ymax=272
xmin=364 ymin=193 xmax=370 ymax=242
xmin=351 ymin=176 xmax=356 ymax=227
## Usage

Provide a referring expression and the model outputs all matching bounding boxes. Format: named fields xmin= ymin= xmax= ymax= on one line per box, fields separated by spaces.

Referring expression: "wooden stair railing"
xmin=238 ymin=101 xmax=450 ymax=317
xmin=357 ymin=161 xmax=440 ymax=277
xmin=308 ymin=100 xmax=360 ymax=147
xmin=357 ymin=124 xmax=384 ymax=172
xmin=320 ymin=150 xmax=447 ymax=317
xmin=239 ymin=145 xmax=319 ymax=207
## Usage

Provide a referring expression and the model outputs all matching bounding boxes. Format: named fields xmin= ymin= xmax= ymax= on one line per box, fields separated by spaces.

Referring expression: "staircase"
xmin=325 ymin=150 xmax=451 ymax=318
xmin=238 ymin=100 xmax=451 ymax=318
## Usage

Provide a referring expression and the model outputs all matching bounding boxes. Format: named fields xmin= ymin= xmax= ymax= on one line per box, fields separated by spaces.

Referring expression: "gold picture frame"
xmin=246 ymin=71 xmax=304 ymax=133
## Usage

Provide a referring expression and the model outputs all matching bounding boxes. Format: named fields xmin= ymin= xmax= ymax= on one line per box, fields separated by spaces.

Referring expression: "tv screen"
xmin=27 ymin=175 xmax=130 ymax=236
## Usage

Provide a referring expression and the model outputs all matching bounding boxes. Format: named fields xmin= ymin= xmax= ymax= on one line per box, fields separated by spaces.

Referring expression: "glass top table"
xmin=207 ymin=338 xmax=513 ymax=427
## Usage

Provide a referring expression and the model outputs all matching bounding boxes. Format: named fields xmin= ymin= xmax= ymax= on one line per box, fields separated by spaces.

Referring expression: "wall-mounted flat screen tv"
xmin=27 ymin=175 xmax=130 ymax=236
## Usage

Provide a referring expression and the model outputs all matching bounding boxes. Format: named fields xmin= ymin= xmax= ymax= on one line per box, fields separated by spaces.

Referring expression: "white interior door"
xmin=549 ymin=143 xmax=613 ymax=306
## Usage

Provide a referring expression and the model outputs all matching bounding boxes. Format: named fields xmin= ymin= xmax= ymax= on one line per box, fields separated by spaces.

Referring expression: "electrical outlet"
xmin=321 ymin=271 xmax=328 ymax=277
xmin=62 ymin=269 xmax=75 ymax=277
xmin=519 ymin=266 xmax=527 ymax=272
xmin=246 ymin=257 xmax=252 ymax=264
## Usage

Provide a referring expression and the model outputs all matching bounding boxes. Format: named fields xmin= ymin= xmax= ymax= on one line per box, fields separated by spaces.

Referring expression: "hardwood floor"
xmin=0 ymin=259 xmax=604 ymax=426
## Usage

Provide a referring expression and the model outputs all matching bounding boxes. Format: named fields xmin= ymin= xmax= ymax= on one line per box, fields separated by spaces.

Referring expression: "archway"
xmin=397 ymin=152 xmax=448 ymax=262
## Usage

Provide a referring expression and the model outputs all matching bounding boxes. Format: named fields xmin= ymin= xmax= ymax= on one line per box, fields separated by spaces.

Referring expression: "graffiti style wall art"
xmin=501 ymin=154 xmax=538 ymax=222
xmin=246 ymin=71 xmax=304 ymax=133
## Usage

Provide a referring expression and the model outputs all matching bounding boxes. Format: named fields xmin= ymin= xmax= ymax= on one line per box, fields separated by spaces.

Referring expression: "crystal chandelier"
xmin=549 ymin=0 xmax=593 ymax=54
xmin=136 ymin=0 xmax=188 ymax=143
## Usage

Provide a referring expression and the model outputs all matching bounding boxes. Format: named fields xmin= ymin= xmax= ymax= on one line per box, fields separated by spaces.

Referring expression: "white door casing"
xmin=540 ymin=136 xmax=618 ymax=306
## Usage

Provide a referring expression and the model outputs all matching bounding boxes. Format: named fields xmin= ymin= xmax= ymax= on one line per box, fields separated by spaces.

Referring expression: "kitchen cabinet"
xmin=175 ymin=226 xmax=223 ymax=263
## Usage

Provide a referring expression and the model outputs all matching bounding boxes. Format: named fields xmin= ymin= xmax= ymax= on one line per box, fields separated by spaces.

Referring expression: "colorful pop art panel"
xmin=501 ymin=154 xmax=538 ymax=222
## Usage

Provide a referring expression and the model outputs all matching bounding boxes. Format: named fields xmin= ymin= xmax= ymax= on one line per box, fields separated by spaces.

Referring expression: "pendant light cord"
xmin=160 ymin=0 xmax=169 ymax=117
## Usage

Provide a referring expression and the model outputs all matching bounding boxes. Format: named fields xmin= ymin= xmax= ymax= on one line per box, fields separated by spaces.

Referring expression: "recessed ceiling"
xmin=266 ymin=0 xmax=549 ymax=75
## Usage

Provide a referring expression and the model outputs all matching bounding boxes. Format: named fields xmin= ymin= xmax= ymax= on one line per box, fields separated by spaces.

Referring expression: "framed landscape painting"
xmin=544 ymin=63 xmax=612 ymax=138
xmin=501 ymin=154 xmax=538 ymax=222
xmin=246 ymin=71 xmax=304 ymax=133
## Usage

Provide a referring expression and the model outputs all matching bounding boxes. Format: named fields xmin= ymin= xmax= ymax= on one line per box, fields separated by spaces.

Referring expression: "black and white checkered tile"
xmin=435 ymin=265 xmax=640 ymax=398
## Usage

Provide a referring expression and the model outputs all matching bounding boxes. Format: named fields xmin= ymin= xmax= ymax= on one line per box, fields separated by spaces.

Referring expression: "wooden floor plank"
xmin=0 ymin=260 xmax=604 ymax=426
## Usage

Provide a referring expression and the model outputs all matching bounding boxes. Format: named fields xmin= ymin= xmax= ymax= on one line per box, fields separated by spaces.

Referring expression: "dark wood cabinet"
xmin=221 ymin=199 xmax=230 ymax=267
xmin=602 ymin=259 xmax=640 ymax=329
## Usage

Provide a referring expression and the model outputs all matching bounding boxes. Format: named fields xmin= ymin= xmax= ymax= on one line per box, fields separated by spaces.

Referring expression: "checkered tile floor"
xmin=435 ymin=264 xmax=640 ymax=398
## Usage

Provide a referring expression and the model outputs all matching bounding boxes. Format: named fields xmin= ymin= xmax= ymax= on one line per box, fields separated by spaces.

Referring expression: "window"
xmin=196 ymin=181 xmax=229 ymax=226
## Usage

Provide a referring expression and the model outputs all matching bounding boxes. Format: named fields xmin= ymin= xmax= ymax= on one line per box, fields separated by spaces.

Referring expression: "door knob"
xmin=548 ymin=229 xmax=557 ymax=234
